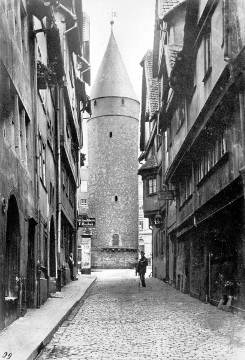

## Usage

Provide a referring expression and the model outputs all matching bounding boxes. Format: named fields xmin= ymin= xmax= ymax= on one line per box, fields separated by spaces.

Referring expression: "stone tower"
xmin=87 ymin=28 xmax=139 ymax=269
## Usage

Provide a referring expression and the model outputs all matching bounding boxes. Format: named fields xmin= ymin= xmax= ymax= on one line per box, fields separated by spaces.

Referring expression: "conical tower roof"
xmin=90 ymin=31 xmax=138 ymax=101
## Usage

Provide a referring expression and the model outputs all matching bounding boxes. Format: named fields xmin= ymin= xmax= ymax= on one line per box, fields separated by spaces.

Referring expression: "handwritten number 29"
xmin=2 ymin=353 xmax=12 ymax=359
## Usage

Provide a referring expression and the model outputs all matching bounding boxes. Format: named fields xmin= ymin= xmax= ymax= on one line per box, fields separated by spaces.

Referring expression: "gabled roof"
xmin=140 ymin=50 xmax=159 ymax=119
xmin=138 ymin=156 xmax=158 ymax=175
xmin=90 ymin=31 xmax=138 ymax=101
xmin=158 ymin=0 xmax=185 ymax=20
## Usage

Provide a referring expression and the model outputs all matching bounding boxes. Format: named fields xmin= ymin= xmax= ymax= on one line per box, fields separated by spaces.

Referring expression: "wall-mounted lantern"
xmin=2 ymin=198 xmax=6 ymax=214
xmin=154 ymin=213 xmax=163 ymax=228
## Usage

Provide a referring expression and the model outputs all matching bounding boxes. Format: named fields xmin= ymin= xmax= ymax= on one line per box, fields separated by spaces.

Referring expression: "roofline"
xmin=160 ymin=0 xmax=186 ymax=21
xmin=87 ymin=114 xmax=139 ymax=122
xmin=90 ymin=95 xmax=140 ymax=104
xmin=140 ymin=49 xmax=153 ymax=66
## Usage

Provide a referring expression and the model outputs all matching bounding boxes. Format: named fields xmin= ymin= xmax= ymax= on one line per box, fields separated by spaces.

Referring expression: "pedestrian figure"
xmin=68 ymin=253 xmax=75 ymax=281
xmin=134 ymin=257 xmax=138 ymax=276
xmin=137 ymin=251 xmax=148 ymax=287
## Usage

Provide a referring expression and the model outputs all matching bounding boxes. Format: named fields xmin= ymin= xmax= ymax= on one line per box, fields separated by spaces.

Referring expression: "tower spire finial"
xmin=110 ymin=10 xmax=117 ymax=32
xmin=110 ymin=19 xmax=114 ymax=32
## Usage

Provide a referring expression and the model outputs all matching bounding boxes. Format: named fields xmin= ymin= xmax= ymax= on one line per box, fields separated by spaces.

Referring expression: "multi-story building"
xmin=77 ymin=165 xmax=94 ymax=274
xmin=0 ymin=0 xmax=89 ymax=329
xmin=144 ymin=0 xmax=245 ymax=312
xmin=0 ymin=0 xmax=36 ymax=328
xmin=138 ymin=49 xmax=164 ymax=279
xmin=87 ymin=27 xmax=139 ymax=269
xmin=138 ymin=177 xmax=152 ymax=266
xmin=152 ymin=0 xmax=186 ymax=286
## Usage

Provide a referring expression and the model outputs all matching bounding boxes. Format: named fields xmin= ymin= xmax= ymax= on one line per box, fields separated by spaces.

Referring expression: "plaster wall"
xmin=188 ymin=1 xmax=226 ymax=132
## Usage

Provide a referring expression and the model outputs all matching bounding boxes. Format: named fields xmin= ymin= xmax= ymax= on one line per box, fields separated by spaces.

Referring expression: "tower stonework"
xmin=87 ymin=31 xmax=139 ymax=268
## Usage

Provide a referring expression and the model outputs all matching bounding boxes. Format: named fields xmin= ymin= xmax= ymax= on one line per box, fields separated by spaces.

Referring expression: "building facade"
xmin=152 ymin=0 xmax=186 ymax=286
xmin=87 ymin=29 xmax=139 ymax=269
xmin=138 ymin=49 xmax=164 ymax=279
xmin=77 ymin=166 xmax=94 ymax=274
xmin=140 ymin=0 xmax=245 ymax=313
xmin=0 ymin=0 xmax=89 ymax=329
xmin=138 ymin=177 xmax=152 ymax=266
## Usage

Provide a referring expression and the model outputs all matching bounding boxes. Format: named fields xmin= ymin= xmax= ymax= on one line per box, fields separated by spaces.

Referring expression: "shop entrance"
xmin=207 ymin=199 xmax=243 ymax=305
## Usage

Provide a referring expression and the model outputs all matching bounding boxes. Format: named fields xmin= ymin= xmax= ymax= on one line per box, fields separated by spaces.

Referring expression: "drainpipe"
xmin=56 ymin=85 xmax=61 ymax=287
xmin=239 ymin=71 xmax=245 ymax=164
xmin=239 ymin=71 xmax=245 ymax=302
xmin=64 ymin=23 xmax=77 ymax=35
xmin=32 ymin=23 xmax=41 ymax=308
xmin=223 ymin=0 xmax=230 ymax=61
xmin=149 ymin=220 xmax=153 ymax=275
xmin=55 ymin=3 xmax=77 ymax=21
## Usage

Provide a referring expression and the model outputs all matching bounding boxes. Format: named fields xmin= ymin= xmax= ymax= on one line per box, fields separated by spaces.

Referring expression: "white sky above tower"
xmin=82 ymin=0 xmax=155 ymax=100
xmin=82 ymin=0 xmax=155 ymax=159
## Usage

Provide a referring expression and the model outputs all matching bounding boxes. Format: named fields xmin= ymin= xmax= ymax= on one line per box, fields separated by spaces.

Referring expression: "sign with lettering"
xmin=81 ymin=238 xmax=91 ymax=269
xmin=158 ymin=190 xmax=175 ymax=201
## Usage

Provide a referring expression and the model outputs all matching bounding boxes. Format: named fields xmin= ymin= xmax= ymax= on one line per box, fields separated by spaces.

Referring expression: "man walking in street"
xmin=137 ymin=251 xmax=148 ymax=287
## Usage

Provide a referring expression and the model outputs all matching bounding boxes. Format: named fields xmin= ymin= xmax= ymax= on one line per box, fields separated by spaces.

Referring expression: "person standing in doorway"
xmin=68 ymin=253 xmax=74 ymax=281
xmin=138 ymin=251 xmax=148 ymax=287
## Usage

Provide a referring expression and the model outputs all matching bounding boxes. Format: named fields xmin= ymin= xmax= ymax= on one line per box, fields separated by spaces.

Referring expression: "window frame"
xmin=147 ymin=177 xmax=157 ymax=196
xmin=196 ymin=132 xmax=228 ymax=184
xmin=139 ymin=220 xmax=144 ymax=230
xmin=39 ymin=136 xmax=46 ymax=187
xmin=203 ymin=22 xmax=212 ymax=81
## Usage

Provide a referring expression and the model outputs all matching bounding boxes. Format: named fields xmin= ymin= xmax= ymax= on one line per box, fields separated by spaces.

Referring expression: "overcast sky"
xmin=82 ymin=0 xmax=156 ymax=100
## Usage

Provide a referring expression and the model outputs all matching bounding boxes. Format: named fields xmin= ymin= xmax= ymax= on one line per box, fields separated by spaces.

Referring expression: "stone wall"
xmin=91 ymin=248 xmax=136 ymax=269
xmin=87 ymin=97 xmax=139 ymax=268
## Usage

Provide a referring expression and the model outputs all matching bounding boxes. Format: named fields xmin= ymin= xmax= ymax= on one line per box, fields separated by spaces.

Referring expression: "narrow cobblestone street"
xmin=36 ymin=270 xmax=245 ymax=360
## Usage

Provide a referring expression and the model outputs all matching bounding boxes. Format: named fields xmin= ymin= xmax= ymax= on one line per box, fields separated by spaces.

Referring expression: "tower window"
xmin=121 ymin=98 xmax=125 ymax=105
xmin=94 ymin=100 xmax=97 ymax=106
xmin=109 ymin=132 xmax=112 ymax=138
xmin=115 ymin=196 xmax=118 ymax=202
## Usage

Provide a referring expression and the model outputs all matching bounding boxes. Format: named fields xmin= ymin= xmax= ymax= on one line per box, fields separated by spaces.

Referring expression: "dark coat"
xmin=137 ymin=256 xmax=148 ymax=274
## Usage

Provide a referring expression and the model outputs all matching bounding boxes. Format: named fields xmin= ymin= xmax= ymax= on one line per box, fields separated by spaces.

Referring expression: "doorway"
xmin=49 ymin=217 xmax=56 ymax=277
xmin=4 ymin=195 xmax=21 ymax=326
xmin=26 ymin=218 xmax=36 ymax=308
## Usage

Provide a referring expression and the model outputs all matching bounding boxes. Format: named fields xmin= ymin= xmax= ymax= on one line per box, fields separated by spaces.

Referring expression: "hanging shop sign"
xmin=158 ymin=190 xmax=176 ymax=201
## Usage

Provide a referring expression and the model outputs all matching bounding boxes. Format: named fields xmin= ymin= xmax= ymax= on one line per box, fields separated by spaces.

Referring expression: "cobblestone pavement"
xmin=36 ymin=269 xmax=245 ymax=360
